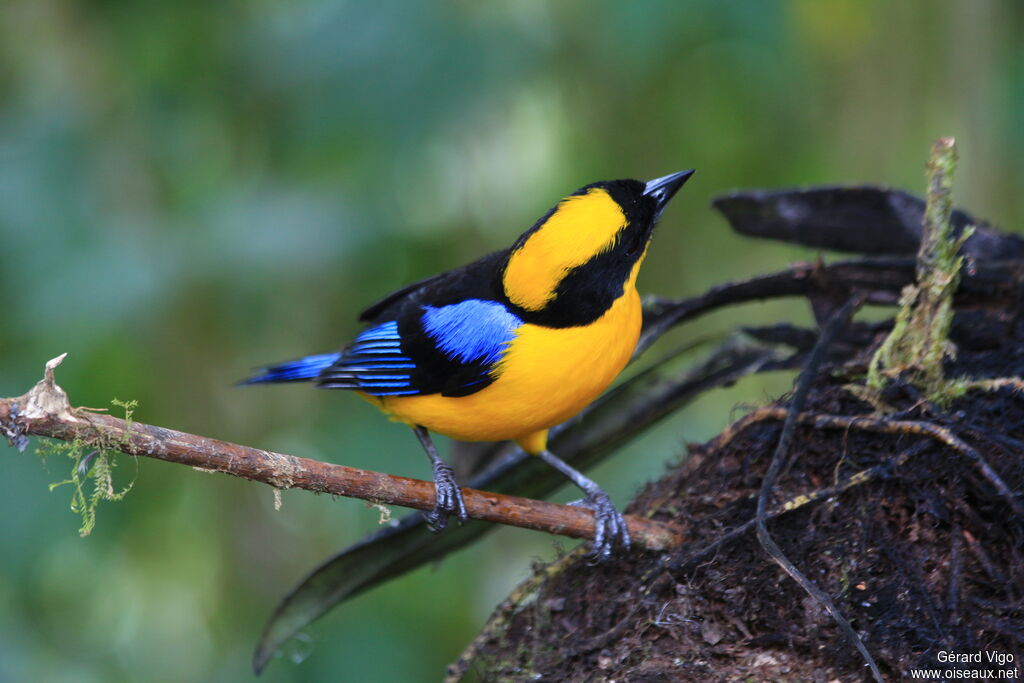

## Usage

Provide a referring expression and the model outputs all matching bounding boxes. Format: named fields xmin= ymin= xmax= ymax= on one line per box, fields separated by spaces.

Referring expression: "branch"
xmin=753 ymin=296 xmax=883 ymax=683
xmin=1 ymin=355 xmax=684 ymax=552
xmin=711 ymin=185 xmax=1019 ymax=259
xmin=638 ymin=256 xmax=1024 ymax=354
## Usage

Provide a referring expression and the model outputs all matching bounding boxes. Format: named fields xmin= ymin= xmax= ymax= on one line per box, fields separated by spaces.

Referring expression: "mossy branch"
xmin=0 ymin=355 xmax=684 ymax=550
xmin=38 ymin=398 xmax=138 ymax=536
xmin=862 ymin=137 xmax=975 ymax=407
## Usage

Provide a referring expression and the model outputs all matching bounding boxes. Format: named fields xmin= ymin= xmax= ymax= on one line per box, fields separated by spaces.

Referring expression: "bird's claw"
xmin=425 ymin=460 xmax=468 ymax=533
xmin=1 ymin=403 xmax=29 ymax=453
xmin=570 ymin=491 xmax=631 ymax=562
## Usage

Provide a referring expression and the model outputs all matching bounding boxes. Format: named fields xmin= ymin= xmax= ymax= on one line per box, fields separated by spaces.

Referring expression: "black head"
xmin=501 ymin=170 xmax=694 ymax=327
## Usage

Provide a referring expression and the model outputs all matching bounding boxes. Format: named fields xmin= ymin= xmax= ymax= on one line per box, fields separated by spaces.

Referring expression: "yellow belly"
xmin=368 ymin=287 xmax=642 ymax=451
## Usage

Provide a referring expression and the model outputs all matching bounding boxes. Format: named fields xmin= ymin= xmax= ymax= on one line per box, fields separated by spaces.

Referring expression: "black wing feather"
xmin=321 ymin=250 xmax=515 ymax=397
xmin=357 ymin=250 xmax=508 ymax=323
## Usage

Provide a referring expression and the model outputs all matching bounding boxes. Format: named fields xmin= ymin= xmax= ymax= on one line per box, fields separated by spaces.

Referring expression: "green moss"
xmin=38 ymin=398 xmax=139 ymax=536
xmin=860 ymin=138 xmax=975 ymax=408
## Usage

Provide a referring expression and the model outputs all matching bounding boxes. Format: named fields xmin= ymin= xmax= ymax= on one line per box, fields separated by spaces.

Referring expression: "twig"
xmin=669 ymin=444 xmax=929 ymax=573
xmin=752 ymin=296 xmax=884 ymax=683
xmin=712 ymin=408 xmax=1024 ymax=518
xmin=1 ymin=356 xmax=683 ymax=552
xmin=638 ymin=256 xmax=1024 ymax=355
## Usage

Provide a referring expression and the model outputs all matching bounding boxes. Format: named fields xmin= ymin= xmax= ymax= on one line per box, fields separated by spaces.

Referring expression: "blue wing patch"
xmin=318 ymin=300 xmax=522 ymax=397
xmin=318 ymin=321 xmax=419 ymax=395
xmin=421 ymin=299 xmax=522 ymax=365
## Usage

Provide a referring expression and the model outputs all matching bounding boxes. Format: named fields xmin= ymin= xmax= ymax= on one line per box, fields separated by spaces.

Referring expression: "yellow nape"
xmin=503 ymin=188 xmax=627 ymax=311
xmin=372 ymin=270 xmax=643 ymax=448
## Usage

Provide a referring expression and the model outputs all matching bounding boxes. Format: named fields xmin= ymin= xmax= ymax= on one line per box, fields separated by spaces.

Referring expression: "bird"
xmin=242 ymin=169 xmax=694 ymax=559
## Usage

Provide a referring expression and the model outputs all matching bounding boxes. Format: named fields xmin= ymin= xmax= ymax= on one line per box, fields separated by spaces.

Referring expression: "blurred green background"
xmin=2 ymin=1 xmax=1022 ymax=681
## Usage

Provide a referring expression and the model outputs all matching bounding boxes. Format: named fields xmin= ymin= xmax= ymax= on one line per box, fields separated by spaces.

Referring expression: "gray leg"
xmin=414 ymin=426 xmax=468 ymax=532
xmin=538 ymin=450 xmax=631 ymax=561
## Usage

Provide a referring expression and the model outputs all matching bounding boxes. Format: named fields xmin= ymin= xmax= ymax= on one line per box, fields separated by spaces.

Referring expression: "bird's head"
xmin=501 ymin=170 xmax=694 ymax=326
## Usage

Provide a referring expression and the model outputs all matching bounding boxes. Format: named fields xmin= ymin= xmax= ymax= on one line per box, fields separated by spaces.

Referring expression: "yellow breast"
xmin=370 ymin=284 xmax=642 ymax=450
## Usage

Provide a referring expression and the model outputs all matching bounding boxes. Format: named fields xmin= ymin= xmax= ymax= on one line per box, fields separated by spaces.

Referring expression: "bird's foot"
xmin=425 ymin=459 xmax=468 ymax=533
xmin=569 ymin=488 xmax=631 ymax=562
xmin=1 ymin=403 xmax=29 ymax=453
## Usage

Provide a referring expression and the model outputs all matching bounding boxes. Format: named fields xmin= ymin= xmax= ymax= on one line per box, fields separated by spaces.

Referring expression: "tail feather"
xmin=240 ymin=352 xmax=341 ymax=385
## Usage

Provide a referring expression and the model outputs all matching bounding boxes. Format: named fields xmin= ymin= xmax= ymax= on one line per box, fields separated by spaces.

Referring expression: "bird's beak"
xmin=644 ymin=169 xmax=695 ymax=218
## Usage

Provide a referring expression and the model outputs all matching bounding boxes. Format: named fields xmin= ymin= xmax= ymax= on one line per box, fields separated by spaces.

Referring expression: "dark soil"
xmin=454 ymin=309 xmax=1024 ymax=682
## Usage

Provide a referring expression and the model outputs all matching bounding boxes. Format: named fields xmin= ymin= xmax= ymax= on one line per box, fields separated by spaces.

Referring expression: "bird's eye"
xmin=623 ymin=232 xmax=643 ymax=257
